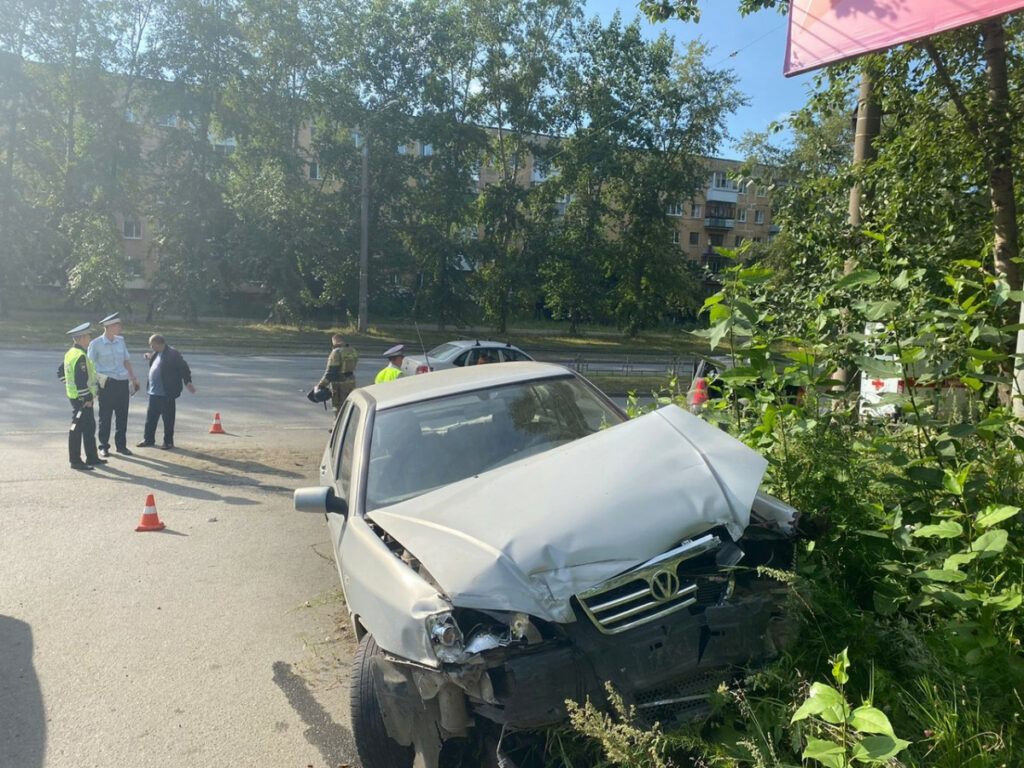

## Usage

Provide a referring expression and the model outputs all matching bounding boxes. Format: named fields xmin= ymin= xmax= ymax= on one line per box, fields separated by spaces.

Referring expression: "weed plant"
xmin=568 ymin=239 xmax=1023 ymax=767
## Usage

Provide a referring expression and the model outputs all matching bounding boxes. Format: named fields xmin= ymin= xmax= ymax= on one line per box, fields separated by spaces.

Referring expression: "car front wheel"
xmin=350 ymin=633 xmax=415 ymax=768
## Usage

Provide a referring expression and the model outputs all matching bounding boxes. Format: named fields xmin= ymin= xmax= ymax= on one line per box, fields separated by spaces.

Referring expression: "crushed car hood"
xmin=367 ymin=405 xmax=768 ymax=623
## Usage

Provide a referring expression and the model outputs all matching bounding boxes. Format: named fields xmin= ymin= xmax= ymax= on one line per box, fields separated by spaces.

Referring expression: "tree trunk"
xmin=981 ymin=19 xmax=1020 ymax=291
xmin=980 ymin=19 xmax=1024 ymax=415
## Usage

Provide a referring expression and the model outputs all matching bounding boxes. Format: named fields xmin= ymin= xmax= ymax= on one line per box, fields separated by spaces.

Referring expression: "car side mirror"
xmin=294 ymin=486 xmax=348 ymax=517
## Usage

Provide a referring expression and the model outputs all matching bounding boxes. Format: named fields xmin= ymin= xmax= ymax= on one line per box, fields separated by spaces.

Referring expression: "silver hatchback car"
xmin=401 ymin=339 xmax=532 ymax=375
xmin=294 ymin=362 xmax=799 ymax=768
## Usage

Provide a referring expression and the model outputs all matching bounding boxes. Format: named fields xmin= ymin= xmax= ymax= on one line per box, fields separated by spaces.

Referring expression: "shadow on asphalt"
xmin=272 ymin=660 xmax=355 ymax=766
xmin=0 ymin=615 xmax=45 ymax=768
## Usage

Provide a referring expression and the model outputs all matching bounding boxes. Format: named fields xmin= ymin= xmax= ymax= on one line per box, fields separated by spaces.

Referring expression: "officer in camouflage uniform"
xmin=318 ymin=333 xmax=359 ymax=414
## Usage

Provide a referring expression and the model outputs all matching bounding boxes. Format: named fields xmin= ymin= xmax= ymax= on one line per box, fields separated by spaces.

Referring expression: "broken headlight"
xmin=426 ymin=612 xmax=465 ymax=663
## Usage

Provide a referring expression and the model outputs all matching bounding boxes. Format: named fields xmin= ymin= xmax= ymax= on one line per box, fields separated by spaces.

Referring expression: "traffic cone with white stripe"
xmin=135 ymin=494 xmax=166 ymax=532
xmin=209 ymin=412 xmax=226 ymax=434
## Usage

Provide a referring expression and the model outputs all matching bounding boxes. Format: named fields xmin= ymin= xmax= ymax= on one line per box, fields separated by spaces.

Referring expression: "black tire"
xmin=350 ymin=633 xmax=415 ymax=768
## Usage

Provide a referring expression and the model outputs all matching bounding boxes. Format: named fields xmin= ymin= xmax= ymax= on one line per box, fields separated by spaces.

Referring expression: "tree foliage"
xmin=0 ymin=0 xmax=735 ymax=327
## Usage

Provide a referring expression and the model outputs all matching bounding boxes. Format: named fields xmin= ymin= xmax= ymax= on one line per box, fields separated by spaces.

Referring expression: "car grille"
xmin=633 ymin=668 xmax=731 ymax=725
xmin=576 ymin=534 xmax=723 ymax=634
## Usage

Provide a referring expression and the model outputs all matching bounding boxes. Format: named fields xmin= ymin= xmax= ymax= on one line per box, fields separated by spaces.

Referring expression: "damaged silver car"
xmin=294 ymin=362 xmax=798 ymax=768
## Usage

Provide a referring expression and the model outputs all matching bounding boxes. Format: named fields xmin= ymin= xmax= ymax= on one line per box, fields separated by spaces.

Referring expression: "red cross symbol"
xmin=871 ymin=378 xmax=885 ymax=391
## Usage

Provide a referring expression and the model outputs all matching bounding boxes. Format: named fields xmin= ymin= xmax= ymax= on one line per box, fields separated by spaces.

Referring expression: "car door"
xmin=328 ymin=400 xmax=362 ymax=560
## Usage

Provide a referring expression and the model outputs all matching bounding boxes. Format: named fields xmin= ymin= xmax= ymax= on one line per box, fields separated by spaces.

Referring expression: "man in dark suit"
xmin=137 ymin=334 xmax=196 ymax=449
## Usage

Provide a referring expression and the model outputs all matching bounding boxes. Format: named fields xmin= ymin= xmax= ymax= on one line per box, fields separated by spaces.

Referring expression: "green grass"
xmin=2 ymin=308 xmax=706 ymax=357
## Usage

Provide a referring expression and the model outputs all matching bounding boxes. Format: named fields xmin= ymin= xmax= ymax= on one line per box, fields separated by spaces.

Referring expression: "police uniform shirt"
xmin=88 ymin=334 xmax=132 ymax=380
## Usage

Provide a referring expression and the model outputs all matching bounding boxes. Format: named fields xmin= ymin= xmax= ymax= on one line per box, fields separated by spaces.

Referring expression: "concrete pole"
xmin=835 ymin=70 xmax=881 ymax=389
xmin=358 ymin=137 xmax=369 ymax=333
xmin=848 ymin=71 xmax=881 ymax=229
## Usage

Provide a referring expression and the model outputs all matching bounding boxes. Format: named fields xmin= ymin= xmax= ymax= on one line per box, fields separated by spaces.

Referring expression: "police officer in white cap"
xmin=64 ymin=323 xmax=104 ymax=470
xmin=374 ymin=344 xmax=406 ymax=383
xmin=88 ymin=312 xmax=141 ymax=457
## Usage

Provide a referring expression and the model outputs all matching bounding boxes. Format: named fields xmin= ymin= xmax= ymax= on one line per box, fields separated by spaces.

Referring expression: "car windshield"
xmin=365 ymin=376 xmax=624 ymax=510
xmin=426 ymin=342 xmax=462 ymax=360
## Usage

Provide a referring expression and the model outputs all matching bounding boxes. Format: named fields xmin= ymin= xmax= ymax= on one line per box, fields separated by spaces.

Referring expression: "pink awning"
xmin=785 ymin=0 xmax=1024 ymax=76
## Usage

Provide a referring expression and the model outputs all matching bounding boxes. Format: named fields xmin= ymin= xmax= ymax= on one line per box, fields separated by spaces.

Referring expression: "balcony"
xmin=706 ymin=187 xmax=738 ymax=204
xmin=704 ymin=217 xmax=735 ymax=229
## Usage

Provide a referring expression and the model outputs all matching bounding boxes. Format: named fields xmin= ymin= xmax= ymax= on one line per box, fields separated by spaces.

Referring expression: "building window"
xmin=122 ymin=220 xmax=141 ymax=239
xmin=420 ymin=143 xmax=432 ymax=157
xmin=735 ymin=235 xmax=744 ymax=247
xmin=757 ymin=185 xmax=768 ymax=197
xmin=754 ymin=210 xmax=765 ymax=224
xmin=709 ymin=233 xmax=725 ymax=247
xmin=531 ymin=159 xmax=551 ymax=186
xmin=688 ymin=231 xmax=699 ymax=246
xmin=738 ymin=209 xmax=747 ymax=223
xmin=397 ymin=144 xmax=407 ymax=155
xmin=351 ymin=131 xmax=363 ymax=148
xmin=752 ymin=236 xmax=763 ymax=243
xmin=309 ymin=162 xmax=322 ymax=180
xmin=671 ymin=231 xmax=681 ymax=245
xmin=712 ymin=171 xmax=737 ymax=190
xmin=738 ymin=180 xmax=748 ymax=195
xmin=667 ymin=202 xmax=683 ymax=217
xmin=690 ymin=203 xmax=702 ymax=218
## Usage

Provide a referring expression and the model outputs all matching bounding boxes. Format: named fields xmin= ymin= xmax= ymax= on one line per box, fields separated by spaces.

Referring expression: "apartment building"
xmin=663 ymin=157 xmax=778 ymax=278
xmin=114 ymin=118 xmax=776 ymax=290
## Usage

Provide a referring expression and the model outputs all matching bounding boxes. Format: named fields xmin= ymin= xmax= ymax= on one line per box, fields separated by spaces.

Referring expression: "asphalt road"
xmin=0 ymin=348 xmax=378 ymax=768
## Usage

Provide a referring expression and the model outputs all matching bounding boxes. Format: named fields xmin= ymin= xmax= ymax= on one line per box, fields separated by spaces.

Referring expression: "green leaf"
xmin=792 ymin=682 xmax=849 ymax=725
xmin=911 ymin=569 xmax=968 ymax=583
xmin=906 ymin=466 xmax=945 ymax=488
xmin=943 ymin=552 xmax=978 ymax=570
xmin=855 ymin=355 xmax=902 ymax=378
xmin=832 ymin=648 xmax=850 ymax=686
xmin=835 ymin=269 xmax=880 ymax=290
xmin=983 ymin=589 xmax=1023 ymax=612
xmin=851 ymin=735 xmax=911 ymax=762
xmin=975 ymin=505 xmax=1019 ymax=529
xmin=912 ymin=520 xmax=963 ymax=538
xmin=849 ymin=705 xmax=896 ymax=737
xmin=942 ymin=469 xmax=963 ymax=496
xmin=801 ymin=738 xmax=847 ymax=768
xmin=854 ymin=299 xmax=903 ymax=321
xmin=971 ymin=529 xmax=1008 ymax=558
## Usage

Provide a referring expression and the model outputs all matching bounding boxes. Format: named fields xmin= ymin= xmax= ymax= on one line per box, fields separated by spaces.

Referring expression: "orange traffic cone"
xmin=135 ymin=493 xmax=166 ymax=532
xmin=209 ymin=412 xmax=226 ymax=434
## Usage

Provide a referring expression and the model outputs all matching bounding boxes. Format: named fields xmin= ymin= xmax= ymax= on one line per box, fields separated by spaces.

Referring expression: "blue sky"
xmin=583 ymin=0 xmax=815 ymax=158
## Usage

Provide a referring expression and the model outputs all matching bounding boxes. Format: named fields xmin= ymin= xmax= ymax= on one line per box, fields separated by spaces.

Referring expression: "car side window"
xmin=337 ymin=404 xmax=361 ymax=501
xmin=501 ymin=349 xmax=527 ymax=362
xmin=453 ymin=351 xmax=470 ymax=367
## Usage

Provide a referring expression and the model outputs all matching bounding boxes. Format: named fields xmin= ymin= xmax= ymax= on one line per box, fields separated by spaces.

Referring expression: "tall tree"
xmin=144 ymin=0 xmax=244 ymax=319
xmin=550 ymin=16 xmax=741 ymax=336
xmin=469 ymin=0 xmax=579 ymax=333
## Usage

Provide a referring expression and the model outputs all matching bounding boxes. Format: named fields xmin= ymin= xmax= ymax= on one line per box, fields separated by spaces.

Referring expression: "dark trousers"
xmin=68 ymin=401 xmax=98 ymax=464
xmin=143 ymin=394 xmax=176 ymax=446
xmin=97 ymin=378 xmax=130 ymax=451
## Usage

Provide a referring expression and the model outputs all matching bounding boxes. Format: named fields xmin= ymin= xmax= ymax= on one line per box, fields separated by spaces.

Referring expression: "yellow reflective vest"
xmin=374 ymin=365 xmax=403 ymax=384
xmin=64 ymin=346 xmax=98 ymax=400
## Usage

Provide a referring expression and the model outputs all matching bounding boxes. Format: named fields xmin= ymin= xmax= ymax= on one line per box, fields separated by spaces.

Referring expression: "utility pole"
xmin=358 ymin=134 xmax=369 ymax=333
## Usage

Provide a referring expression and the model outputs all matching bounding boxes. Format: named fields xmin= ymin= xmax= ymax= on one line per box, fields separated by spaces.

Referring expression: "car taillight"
xmin=415 ymin=365 xmax=430 ymax=374
xmin=692 ymin=378 xmax=708 ymax=405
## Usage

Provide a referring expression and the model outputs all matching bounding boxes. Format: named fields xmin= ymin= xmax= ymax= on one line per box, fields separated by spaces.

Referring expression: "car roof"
xmin=436 ymin=338 xmax=520 ymax=351
xmin=359 ymin=361 xmax=573 ymax=410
